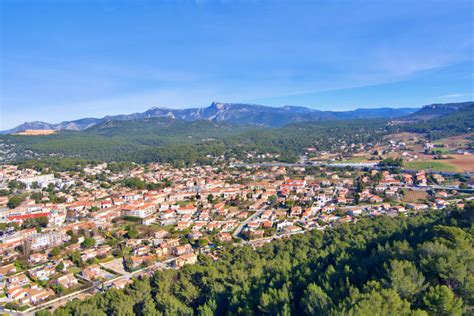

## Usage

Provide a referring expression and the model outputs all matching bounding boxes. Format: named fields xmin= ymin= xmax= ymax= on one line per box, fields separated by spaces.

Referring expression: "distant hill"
xmin=1 ymin=102 xmax=419 ymax=134
xmin=400 ymin=102 xmax=474 ymax=139
xmin=409 ymin=101 xmax=474 ymax=120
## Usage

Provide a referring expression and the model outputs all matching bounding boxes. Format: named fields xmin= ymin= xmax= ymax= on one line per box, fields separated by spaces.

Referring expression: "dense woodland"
xmin=1 ymin=118 xmax=388 ymax=166
xmin=37 ymin=202 xmax=474 ymax=316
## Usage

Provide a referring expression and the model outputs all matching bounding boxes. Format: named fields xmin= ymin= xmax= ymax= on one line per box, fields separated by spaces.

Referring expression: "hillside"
xmin=399 ymin=103 xmax=474 ymax=139
xmin=0 ymin=118 xmax=256 ymax=164
xmin=39 ymin=203 xmax=474 ymax=316
xmin=0 ymin=118 xmax=388 ymax=165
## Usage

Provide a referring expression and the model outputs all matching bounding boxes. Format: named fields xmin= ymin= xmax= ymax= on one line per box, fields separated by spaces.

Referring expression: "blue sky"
xmin=1 ymin=0 xmax=473 ymax=129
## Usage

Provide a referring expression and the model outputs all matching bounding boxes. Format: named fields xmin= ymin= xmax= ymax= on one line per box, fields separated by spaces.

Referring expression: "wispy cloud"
xmin=435 ymin=93 xmax=473 ymax=99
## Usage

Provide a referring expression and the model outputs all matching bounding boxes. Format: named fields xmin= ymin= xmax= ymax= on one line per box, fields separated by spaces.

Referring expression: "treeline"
xmin=39 ymin=203 xmax=474 ymax=316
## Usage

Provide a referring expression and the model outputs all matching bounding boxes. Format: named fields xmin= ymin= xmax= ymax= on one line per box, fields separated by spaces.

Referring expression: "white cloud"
xmin=435 ymin=93 xmax=473 ymax=99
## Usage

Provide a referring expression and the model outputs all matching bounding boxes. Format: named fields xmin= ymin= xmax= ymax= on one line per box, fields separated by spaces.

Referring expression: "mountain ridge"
xmin=0 ymin=101 xmax=430 ymax=134
xmin=409 ymin=101 xmax=474 ymax=120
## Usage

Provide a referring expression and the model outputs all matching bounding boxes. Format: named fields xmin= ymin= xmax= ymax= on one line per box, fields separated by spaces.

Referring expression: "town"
xmin=0 ymin=154 xmax=472 ymax=313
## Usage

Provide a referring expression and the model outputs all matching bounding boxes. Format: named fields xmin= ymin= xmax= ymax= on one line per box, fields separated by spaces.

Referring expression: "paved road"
xmin=231 ymin=162 xmax=474 ymax=177
xmin=232 ymin=206 xmax=267 ymax=238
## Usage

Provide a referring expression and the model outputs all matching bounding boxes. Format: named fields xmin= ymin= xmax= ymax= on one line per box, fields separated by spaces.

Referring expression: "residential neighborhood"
xmin=0 ymin=158 xmax=472 ymax=313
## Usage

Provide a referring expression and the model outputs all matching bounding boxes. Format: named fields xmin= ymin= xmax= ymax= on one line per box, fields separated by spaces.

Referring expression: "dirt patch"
xmin=15 ymin=129 xmax=57 ymax=135
xmin=401 ymin=189 xmax=428 ymax=203
xmin=446 ymin=155 xmax=474 ymax=172
xmin=434 ymin=133 xmax=474 ymax=148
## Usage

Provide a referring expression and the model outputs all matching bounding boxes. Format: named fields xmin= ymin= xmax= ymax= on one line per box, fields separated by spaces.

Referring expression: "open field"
xmin=404 ymin=160 xmax=461 ymax=172
xmin=14 ymin=129 xmax=57 ymax=135
xmin=431 ymin=147 xmax=451 ymax=153
xmin=388 ymin=132 xmax=423 ymax=142
xmin=401 ymin=189 xmax=428 ymax=203
xmin=445 ymin=155 xmax=474 ymax=172
xmin=339 ymin=156 xmax=370 ymax=163
xmin=434 ymin=133 xmax=474 ymax=148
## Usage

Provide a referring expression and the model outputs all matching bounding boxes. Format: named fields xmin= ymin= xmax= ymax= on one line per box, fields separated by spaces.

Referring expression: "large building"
xmin=26 ymin=231 xmax=70 ymax=251
xmin=18 ymin=174 xmax=55 ymax=189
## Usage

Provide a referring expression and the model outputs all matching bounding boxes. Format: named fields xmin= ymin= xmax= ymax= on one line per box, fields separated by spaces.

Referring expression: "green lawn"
xmin=68 ymin=266 xmax=82 ymax=274
xmin=98 ymin=256 xmax=115 ymax=263
xmin=405 ymin=160 xmax=460 ymax=172
xmin=339 ymin=156 xmax=369 ymax=163
xmin=432 ymin=147 xmax=451 ymax=154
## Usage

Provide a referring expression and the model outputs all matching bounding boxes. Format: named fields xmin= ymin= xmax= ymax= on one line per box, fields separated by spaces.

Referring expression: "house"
xmin=110 ymin=278 xmax=133 ymax=290
xmin=262 ymin=220 xmax=273 ymax=229
xmin=132 ymin=245 xmax=150 ymax=257
xmin=130 ymin=255 xmax=155 ymax=268
xmin=290 ymin=206 xmax=303 ymax=217
xmin=391 ymin=205 xmax=407 ymax=213
xmin=7 ymin=286 xmax=29 ymax=303
xmin=173 ymin=244 xmax=193 ymax=256
xmin=283 ymin=225 xmax=303 ymax=234
xmin=217 ymin=232 xmax=232 ymax=242
xmin=82 ymin=264 xmax=102 ymax=280
xmin=247 ymin=221 xmax=261 ymax=230
xmin=0 ymin=263 xmax=17 ymax=278
xmin=406 ymin=203 xmax=429 ymax=211
xmin=141 ymin=215 xmax=157 ymax=226
xmin=435 ymin=198 xmax=449 ymax=209
xmin=154 ymin=230 xmax=170 ymax=239
xmin=432 ymin=174 xmax=445 ymax=184
xmin=319 ymin=214 xmax=339 ymax=222
xmin=28 ymin=265 xmax=55 ymax=281
xmin=96 ymin=245 xmax=112 ymax=257
xmin=29 ymin=253 xmax=48 ymax=264
xmin=248 ymin=230 xmax=265 ymax=239
xmin=177 ymin=220 xmax=191 ymax=231
xmin=369 ymin=195 xmax=384 ymax=204
xmin=348 ymin=208 xmax=363 ymax=216
xmin=173 ymin=253 xmax=198 ymax=268
xmin=260 ymin=210 xmax=273 ymax=220
xmin=29 ymin=287 xmax=55 ymax=305
xmin=55 ymin=273 xmax=79 ymax=289
xmin=176 ymin=204 xmax=197 ymax=215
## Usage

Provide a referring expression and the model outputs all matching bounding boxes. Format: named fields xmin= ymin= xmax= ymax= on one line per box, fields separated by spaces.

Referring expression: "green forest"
xmin=38 ymin=202 xmax=473 ymax=316
xmin=2 ymin=118 xmax=388 ymax=166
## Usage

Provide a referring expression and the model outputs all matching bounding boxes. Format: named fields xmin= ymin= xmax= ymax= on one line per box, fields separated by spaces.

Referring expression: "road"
xmin=231 ymin=162 xmax=474 ymax=177
xmin=232 ymin=206 xmax=267 ymax=239
xmin=231 ymin=161 xmax=378 ymax=169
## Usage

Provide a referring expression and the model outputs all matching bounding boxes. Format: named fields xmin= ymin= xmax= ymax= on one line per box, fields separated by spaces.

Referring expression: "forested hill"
xmin=396 ymin=103 xmax=474 ymax=139
xmin=0 ymin=118 xmax=389 ymax=165
xmin=38 ymin=203 xmax=474 ymax=316
xmin=409 ymin=101 xmax=474 ymax=120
